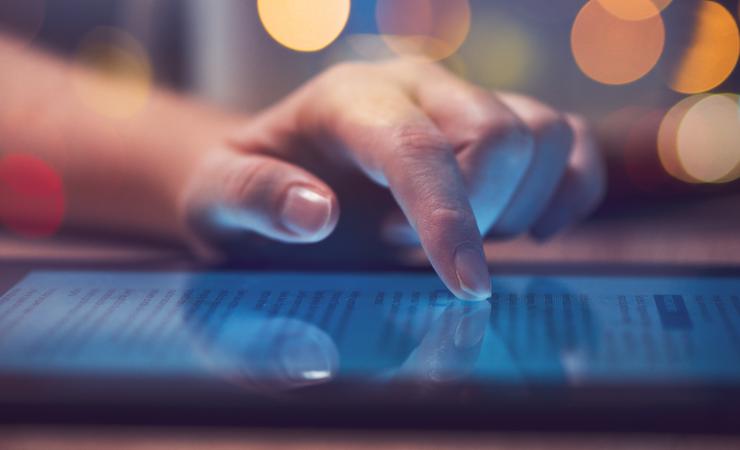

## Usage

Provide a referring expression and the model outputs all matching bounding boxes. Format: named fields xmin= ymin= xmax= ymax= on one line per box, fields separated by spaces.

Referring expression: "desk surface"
xmin=1 ymin=195 xmax=739 ymax=449
xmin=2 ymin=427 xmax=740 ymax=450
xmin=3 ymin=195 xmax=740 ymax=266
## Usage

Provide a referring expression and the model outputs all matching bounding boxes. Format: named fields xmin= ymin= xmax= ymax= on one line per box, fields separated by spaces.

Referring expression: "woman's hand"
xmin=180 ymin=60 xmax=606 ymax=301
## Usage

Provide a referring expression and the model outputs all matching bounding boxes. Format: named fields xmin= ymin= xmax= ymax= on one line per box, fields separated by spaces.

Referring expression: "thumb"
xmin=180 ymin=150 xmax=339 ymax=254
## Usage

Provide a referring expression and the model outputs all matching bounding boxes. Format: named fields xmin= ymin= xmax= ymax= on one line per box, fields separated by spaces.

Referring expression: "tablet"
xmin=1 ymin=262 xmax=740 ymax=432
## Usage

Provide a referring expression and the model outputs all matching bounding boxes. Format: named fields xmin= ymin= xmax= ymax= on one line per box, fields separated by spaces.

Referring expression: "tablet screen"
xmin=2 ymin=270 xmax=740 ymax=391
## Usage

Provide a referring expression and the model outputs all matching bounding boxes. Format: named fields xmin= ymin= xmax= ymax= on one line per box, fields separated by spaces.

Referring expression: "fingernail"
xmin=454 ymin=306 xmax=489 ymax=349
xmin=279 ymin=333 xmax=334 ymax=384
xmin=281 ymin=185 xmax=332 ymax=237
xmin=454 ymin=245 xmax=491 ymax=301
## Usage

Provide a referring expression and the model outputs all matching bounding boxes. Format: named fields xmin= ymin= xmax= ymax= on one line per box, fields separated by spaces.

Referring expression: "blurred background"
xmin=2 ymin=5 xmax=740 ymax=448
xmin=0 ymin=0 xmax=739 ymax=249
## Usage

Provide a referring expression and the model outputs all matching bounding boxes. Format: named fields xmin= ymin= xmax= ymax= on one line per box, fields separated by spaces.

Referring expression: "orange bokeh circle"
xmin=670 ymin=1 xmax=739 ymax=94
xmin=376 ymin=0 xmax=471 ymax=61
xmin=571 ymin=0 xmax=665 ymax=85
xmin=597 ymin=0 xmax=672 ymax=21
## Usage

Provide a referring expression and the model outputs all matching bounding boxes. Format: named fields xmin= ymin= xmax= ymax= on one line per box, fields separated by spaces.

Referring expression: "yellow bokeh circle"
xmin=670 ymin=1 xmax=739 ymax=94
xmin=376 ymin=0 xmax=471 ymax=61
xmin=257 ymin=0 xmax=351 ymax=52
xmin=657 ymin=94 xmax=708 ymax=183
xmin=571 ymin=0 xmax=665 ymax=85
xmin=72 ymin=27 xmax=152 ymax=120
xmin=676 ymin=94 xmax=740 ymax=183
xmin=458 ymin=12 xmax=540 ymax=89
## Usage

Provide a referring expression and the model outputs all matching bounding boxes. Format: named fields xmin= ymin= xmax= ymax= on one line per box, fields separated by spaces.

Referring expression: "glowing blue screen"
xmin=1 ymin=271 xmax=740 ymax=389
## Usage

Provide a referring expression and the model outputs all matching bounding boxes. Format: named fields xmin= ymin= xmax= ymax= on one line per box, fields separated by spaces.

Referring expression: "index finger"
xmin=323 ymin=88 xmax=491 ymax=301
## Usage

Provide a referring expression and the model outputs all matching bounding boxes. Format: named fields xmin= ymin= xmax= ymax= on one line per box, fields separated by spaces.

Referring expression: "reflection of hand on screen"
xmin=195 ymin=316 xmax=339 ymax=392
xmin=390 ymin=300 xmax=490 ymax=386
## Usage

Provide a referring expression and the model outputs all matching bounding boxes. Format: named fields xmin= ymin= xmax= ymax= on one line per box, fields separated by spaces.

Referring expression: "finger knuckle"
xmin=323 ymin=61 xmax=367 ymax=81
xmin=429 ymin=206 xmax=470 ymax=228
xmin=381 ymin=57 xmax=427 ymax=75
xmin=226 ymin=158 xmax=274 ymax=203
xmin=420 ymin=206 xmax=476 ymax=242
xmin=533 ymin=112 xmax=574 ymax=154
xmin=476 ymin=111 xmax=530 ymax=144
xmin=534 ymin=111 xmax=570 ymax=139
xmin=566 ymin=113 xmax=588 ymax=133
xmin=393 ymin=123 xmax=450 ymax=160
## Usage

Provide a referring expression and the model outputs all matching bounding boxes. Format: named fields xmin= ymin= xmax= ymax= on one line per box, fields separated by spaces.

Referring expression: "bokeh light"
xmin=376 ymin=0 xmax=471 ymax=61
xmin=597 ymin=0 xmax=671 ymax=21
xmin=257 ymin=0 xmax=350 ymax=52
xmin=675 ymin=94 xmax=740 ymax=183
xmin=670 ymin=1 xmax=739 ymax=94
xmin=571 ymin=0 xmax=665 ymax=85
xmin=0 ymin=0 xmax=45 ymax=46
xmin=458 ymin=11 xmax=540 ymax=89
xmin=0 ymin=153 xmax=65 ymax=238
xmin=657 ymin=94 xmax=707 ymax=183
xmin=72 ymin=27 xmax=152 ymax=120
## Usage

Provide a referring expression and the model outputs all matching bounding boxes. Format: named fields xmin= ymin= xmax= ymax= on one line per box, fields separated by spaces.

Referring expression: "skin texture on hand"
xmin=179 ymin=60 xmax=606 ymax=301
xmin=0 ymin=35 xmax=604 ymax=299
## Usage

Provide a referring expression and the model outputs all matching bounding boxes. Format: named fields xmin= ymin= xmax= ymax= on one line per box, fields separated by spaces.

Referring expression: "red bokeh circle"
xmin=0 ymin=153 xmax=65 ymax=238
